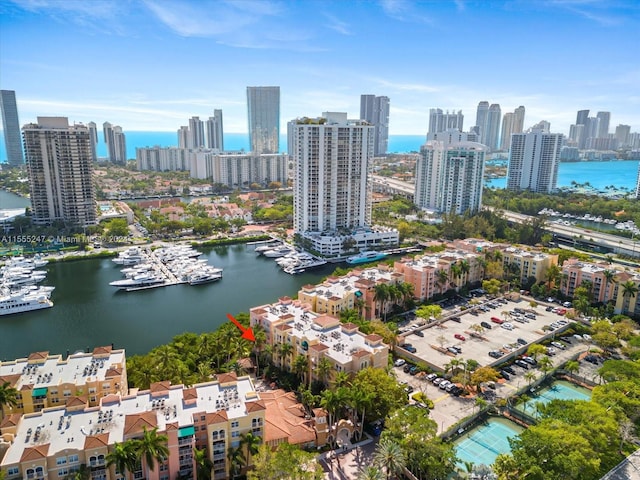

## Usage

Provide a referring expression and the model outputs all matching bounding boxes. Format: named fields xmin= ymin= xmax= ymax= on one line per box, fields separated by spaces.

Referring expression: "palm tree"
xmin=251 ymin=326 xmax=267 ymax=377
xmin=398 ymin=282 xmax=415 ymax=309
xmin=373 ymin=438 xmax=406 ymax=480
xmin=227 ymin=446 xmax=245 ymax=479
xmin=564 ymin=360 xmax=579 ymax=380
xmin=348 ymin=386 xmax=372 ymax=441
xmin=436 ymin=269 xmax=449 ymax=295
xmin=602 ymin=269 xmax=617 ymax=303
xmin=292 ymin=354 xmax=308 ymax=384
xmin=278 ymin=343 xmax=293 ymax=370
xmin=524 ymin=371 xmax=537 ymax=386
xmin=373 ymin=283 xmax=389 ymax=320
xmin=537 ymin=356 xmax=553 ymax=378
xmin=106 ymin=441 xmax=138 ymax=479
xmin=240 ymin=432 xmax=261 ymax=469
xmin=544 ymin=264 xmax=562 ymax=292
xmin=314 ymin=357 xmax=333 ymax=386
xmin=320 ymin=389 xmax=343 ymax=447
xmin=136 ymin=427 xmax=169 ymax=478
xmin=0 ymin=381 xmax=19 ymax=418
xmin=450 ymin=263 xmax=462 ymax=291
xmin=194 ymin=447 xmax=212 ymax=480
xmin=333 ymin=371 xmax=350 ymax=388
xmin=620 ymin=280 xmax=639 ymax=314
xmin=357 ymin=465 xmax=384 ymax=480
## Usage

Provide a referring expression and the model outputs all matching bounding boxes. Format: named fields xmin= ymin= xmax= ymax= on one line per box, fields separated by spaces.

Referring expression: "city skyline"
xmin=0 ymin=1 xmax=638 ymax=136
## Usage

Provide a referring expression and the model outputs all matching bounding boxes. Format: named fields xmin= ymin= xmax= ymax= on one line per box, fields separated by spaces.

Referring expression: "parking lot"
xmin=396 ymin=295 xmax=578 ymax=371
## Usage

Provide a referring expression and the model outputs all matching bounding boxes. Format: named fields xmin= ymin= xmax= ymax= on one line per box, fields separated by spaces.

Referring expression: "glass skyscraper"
xmin=0 ymin=90 xmax=24 ymax=165
xmin=247 ymin=86 xmax=280 ymax=154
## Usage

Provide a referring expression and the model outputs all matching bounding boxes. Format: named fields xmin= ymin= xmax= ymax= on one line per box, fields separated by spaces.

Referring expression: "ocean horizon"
xmin=1 ymin=132 xmax=638 ymax=191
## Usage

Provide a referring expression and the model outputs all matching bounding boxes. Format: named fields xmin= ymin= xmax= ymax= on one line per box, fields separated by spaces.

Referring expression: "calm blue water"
xmin=3 ymin=130 xmax=637 ymax=190
xmin=485 ymin=160 xmax=639 ymax=191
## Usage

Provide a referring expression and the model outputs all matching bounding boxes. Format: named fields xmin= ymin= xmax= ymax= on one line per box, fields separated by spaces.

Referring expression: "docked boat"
xmin=255 ymin=243 xmax=279 ymax=253
xmin=109 ymin=273 xmax=165 ymax=290
xmin=345 ymin=251 xmax=388 ymax=265
xmin=188 ymin=269 xmax=223 ymax=285
xmin=263 ymin=246 xmax=294 ymax=258
xmin=3 ymin=255 xmax=48 ymax=269
xmin=0 ymin=287 xmax=54 ymax=315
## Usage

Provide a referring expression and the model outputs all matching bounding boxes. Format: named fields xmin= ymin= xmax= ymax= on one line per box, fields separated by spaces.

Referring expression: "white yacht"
xmin=109 ymin=273 xmax=165 ymax=290
xmin=263 ymin=245 xmax=294 ymax=258
xmin=3 ymin=255 xmax=48 ymax=269
xmin=0 ymin=287 xmax=54 ymax=315
xmin=188 ymin=268 xmax=223 ymax=285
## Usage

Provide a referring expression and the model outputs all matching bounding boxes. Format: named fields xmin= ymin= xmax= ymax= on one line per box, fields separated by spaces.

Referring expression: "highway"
xmin=491 ymin=209 xmax=639 ymax=257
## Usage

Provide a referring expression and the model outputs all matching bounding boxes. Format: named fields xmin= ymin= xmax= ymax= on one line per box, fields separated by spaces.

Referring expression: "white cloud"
xmin=379 ymin=0 xmax=434 ymax=25
xmin=323 ymin=13 xmax=353 ymax=35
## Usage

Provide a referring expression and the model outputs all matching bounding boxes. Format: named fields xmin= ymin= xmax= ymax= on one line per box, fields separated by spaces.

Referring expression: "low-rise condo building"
xmin=560 ymin=258 xmax=620 ymax=303
xmin=0 ymin=374 xmax=268 ymax=480
xmin=501 ymin=247 xmax=559 ymax=285
xmin=393 ymin=250 xmax=483 ymax=301
xmin=250 ymin=298 xmax=388 ymax=383
xmin=297 ymin=265 xmax=404 ymax=320
xmin=0 ymin=347 xmax=127 ymax=418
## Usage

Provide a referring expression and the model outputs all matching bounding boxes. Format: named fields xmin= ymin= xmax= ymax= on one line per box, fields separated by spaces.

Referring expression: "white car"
xmin=394 ymin=359 xmax=406 ymax=367
xmin=582 ymin=334 xmax=592 ymax=342
xmin=501 ymin=323 xmax=514 ymax=330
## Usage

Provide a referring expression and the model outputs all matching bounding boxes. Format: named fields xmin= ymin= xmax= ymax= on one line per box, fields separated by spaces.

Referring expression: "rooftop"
xmin=1 ymin=375 xmax=259 ymax=467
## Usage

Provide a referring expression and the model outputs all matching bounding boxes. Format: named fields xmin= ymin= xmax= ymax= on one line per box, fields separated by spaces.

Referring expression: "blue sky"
xmin=1 ymin=0 xmax=639 ymax=135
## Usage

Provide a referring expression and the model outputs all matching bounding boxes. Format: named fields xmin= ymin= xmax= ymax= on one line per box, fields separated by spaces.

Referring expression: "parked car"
xmin=404 ymin=385 xmax=414 ymax=394
xmin=525 ymin=313 xmax=536 ymax=319
xmin=403 ymin=364 xmax=412 ymax=373
xmin=480 ymin=321 xmax=492 ymax=329
xmin=500 ymin=370 xmax=511 ymax=380
xmin=447 ymin=347 xmax=459 ymax=355
xmin=585 ymin=354 xmax=599 ymax=364
xmin=394 ymin=359 xmax=406 ymax=367
xmin=488 ymin=350 xmax=504 ymax=359
xmin=414 ymin=330 xmax=424 ymax=337
xmin=439 ymin=380 xmax=452 ymax=390
xmin=583 ymin=334 xmax=592 ymax=342
xmin=409 ymin=366 xmax=419 ymax=375
xmin=451 ymin=316 xmax=461 ymax=323
xmin=445 ymin=383 xmax=458 ymax=393
xmin=551 ymin=341 xmax=566 ymax=350
xmin=502 ymin=365 xmax=516 ymax=375
xmin=522 ymin=356 xmax=537 ymax=366
xmin=501 ymin=323 xmax=514 ymax=331
xmin=515 ymin=359 xmax=529 ymax=369
xmin=405 ymin=346 xmax=417 ymax=353
xmin=546 ymin=347 xmax=557 ymax=356
xmin=433 ymin=377 xmax=444 ymax=385
xmin=516 ymin=338 xmax=528 ymax=346
xmin=426 ymin=373 xmax=438 ymax=381
xmin=491 ymin=316 xmax=504 ymax=324
xmin=451 ymin=345 xmax=462 ymax=354
xmin=454 ymin=333 xmax=466 ymax=341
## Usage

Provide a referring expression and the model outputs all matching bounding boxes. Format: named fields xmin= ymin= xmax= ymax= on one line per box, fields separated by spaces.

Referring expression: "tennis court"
xmin=515 ymin=380 xmax=592 ymax=417
xmin=454 ymin=417 xmax=523 ymax=467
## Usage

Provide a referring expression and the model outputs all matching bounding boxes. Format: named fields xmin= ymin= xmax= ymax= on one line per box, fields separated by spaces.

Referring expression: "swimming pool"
xmin=515 ymin=380 xmax=592 ymax=417
xmin=454 ymin=417 xmax=524 ymax=467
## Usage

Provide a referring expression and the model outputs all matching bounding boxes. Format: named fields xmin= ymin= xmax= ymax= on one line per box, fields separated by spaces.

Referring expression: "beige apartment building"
xmin=501 ymin=247 xmax=559 ymax=284
xmin=250 ymin=297 xmax=388 ymax=383
xmin=0 ymin=347 xmax=127 ymax=418
xmin=297 ymin=265 xmax=404 ymax=320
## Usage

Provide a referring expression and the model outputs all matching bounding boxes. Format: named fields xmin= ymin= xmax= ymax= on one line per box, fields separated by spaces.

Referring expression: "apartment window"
xmin=231 ymin=421 xmax=239 ymax=428
xmin=56 ymin=457 xmax=67 ymax=466
xmin=89 ymin=388 xmax=97 ymax=394
xmin=68 ymin=454 xmax=79 ymax=464
xmin=102 ymin=383 xmax=110 ymax=390
xmin=7 ymin=467 xmax=19 ymax=476
xmin=58 ymin=469 xmax=68 ymax=477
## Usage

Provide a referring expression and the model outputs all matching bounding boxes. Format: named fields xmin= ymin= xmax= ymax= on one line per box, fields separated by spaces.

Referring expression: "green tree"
xmin=227 ymin=446 xmax=245 ymax=479
xmin=135 ymin=427 xmax=169 ymax=477
xmin=248 ymin=442 xmax=323 ymax=480
xmin=0 ymin=381 xmax=19 ymax=418
xmin=314 ymin=357 xmax=333 ymax=386
xmin=194 ymin=447 xmax=212 ymax=480
xmin=620 ymin=280 xmax=639 ymax=314
xmin=105 ymin=218 xmax=130 ymax=238
xmin=373 ymin=438 xmax=406 ymax=480
xmin=106 ymin=441 xmax=139 ymax=479
xmin=351 ymin=368 xmax=406 ymax=424
xmin=240 ymin=432 xmax=261 ymax=469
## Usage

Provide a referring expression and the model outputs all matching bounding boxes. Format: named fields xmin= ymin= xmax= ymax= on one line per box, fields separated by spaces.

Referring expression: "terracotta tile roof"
xmin=275 ymin=324 xmax=293 ymax=331
xmin=216 ymin=372 xmax=237 ymax=385
xmin=92 ymin=346 xmax=112 ymax=356
xmin=123 ymin=411 xmax=158 ymax=436
xmin=206 ymin=411 xmax=228 ymax=424
xmin=183 ymin=387 xmax=198 ymax=401
xmin=365 ymin=333 xmax=383 ymax=343
xmin=309 ymin=343 xmax=329 ymax=352
xmin=20 ymin=444 xmax=50 ymax=462
xmin=261 ymin=390 xmax=317 ymax=446
xmin=352 ymin=349 xmax=369 ymax=358
xmin=65 ymin=396 xmax=88 ymax=408
xmin=341 ymin=322 xmax=359 ymax=330
xmin=245 ymin=400 xmax=266 ymax=413
xmin=0 ymin=374 xmax=21 ymax=386
xmin=252 ymin=307 xmax=267 ymax=315
xmin=150 ymin=381 xmax=171 ymax=395
xmin=0 ymin=413 xmax=21 ymax=428
xmin=105 ymin=367 xmax=122 ymax=378
xmin=84 ymin=433 xmax=110 ymax=450
xmin=101 ymin=394 xmax=122 ymax=405
xmin=27 ymin=351 xmax=48 ymax=362
xmin=314 ymin=315 xmax=339 ymax=328
xmin=281 ymin=313 xmax=295 ymax=321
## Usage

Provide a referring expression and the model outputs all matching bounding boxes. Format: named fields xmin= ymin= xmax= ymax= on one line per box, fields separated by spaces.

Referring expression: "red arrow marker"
xmin=226 ymin=313 xmax=255 ymax=342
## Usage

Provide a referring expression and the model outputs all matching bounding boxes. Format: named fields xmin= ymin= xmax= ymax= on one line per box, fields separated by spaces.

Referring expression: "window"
xmin=58 ymin=469 xmax=68 ymax=477
xmin=231 ymin=421 xmax=239 ymax=428
xmin=56 ymin=457 xmax=67 ymax=466
xmin=7 ymin=467 xmax=19 ymax=476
